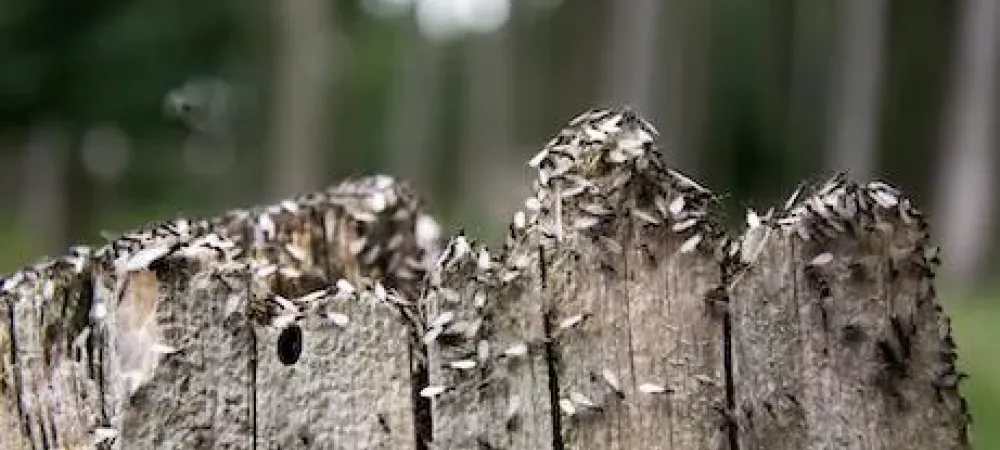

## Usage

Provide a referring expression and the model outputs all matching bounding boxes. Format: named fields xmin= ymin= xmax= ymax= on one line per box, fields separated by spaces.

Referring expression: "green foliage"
xmin=0 ymin=222 xmax=40 ymax=273
xmin=334 ymin=16 xmax=400 ymax=176
xmin=950 ymin=293 xmax=1000 ymax=447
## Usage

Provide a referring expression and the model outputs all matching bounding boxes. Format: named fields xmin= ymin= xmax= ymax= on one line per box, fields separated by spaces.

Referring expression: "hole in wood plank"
xmin=277 ymin=323 xmax=303 ymax=365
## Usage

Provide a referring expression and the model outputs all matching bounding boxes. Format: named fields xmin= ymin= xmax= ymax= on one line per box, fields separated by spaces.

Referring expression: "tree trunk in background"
xmin=384 ymin=22 xmax=444 ymax=194
xmin=786 ymin=0 xmax=836 ymax=178
xmin=18 ymin=123 xmax=70 ymax=256
xmin=935 ymin=0 xmax=999 ymax=288
xmin=267 ymin=0 xmax=335 ymax=199
xmin=459 ymin=28 xmax=522 ymax=233
xmin=546 ymin=1 xmax=607 ymax=128
xmin=80 ymin=124 xmax=130 ymax=238
xmin=702 ymin=2 xmax=798 ymax=208
xmin=600 ymin=0 xmax=668 ymax=149
xmin=825 ymin=0 xmax=887 ymax=179
xmin=672 ymin=0 xmax=711 ymax=171
xmin=0 ymin=132 xmax=22 ymax=214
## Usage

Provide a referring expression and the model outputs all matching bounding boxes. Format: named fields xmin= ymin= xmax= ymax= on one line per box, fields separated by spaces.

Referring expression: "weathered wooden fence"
xmin=0 ymin=108 xmax=971 ymax=449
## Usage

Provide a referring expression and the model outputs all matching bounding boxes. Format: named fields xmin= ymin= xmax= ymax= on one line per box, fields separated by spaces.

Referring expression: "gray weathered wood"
xmin=538 ymin=111 xmax=728 ymax=450
xmin=424 ymin=235 xmax=555 ymax=449
xmin=0 ymin=108 xmax=973 ymax=450
xmin=546 ymin=208 xmax=729 ymax=450
xmin=0 ymin=175 xmax=438 ymax=450
xmin=425 ymin=108 xmax=732 ymax=449
xmin=2 ymin=252 xmax=104 ymax=450
xmin=245 ymin=188 xmax=425 ymax=449
xmin=0 ymin=297 xmax=32 ymax=450
xmin=254 ymin=289 xmax=415 ymax=449
xmin=97 ymin=250 xmax=254 ymax=449
xmin=729 ymin=177 xmax=971 ymax=449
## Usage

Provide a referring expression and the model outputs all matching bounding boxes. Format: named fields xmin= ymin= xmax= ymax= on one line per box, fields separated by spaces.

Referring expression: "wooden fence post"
xmin=0 ymin=108 xmax=972 ymax=449
xmin=423 ymin=109 xmax=731 ymax=449
xmin=1 ymin=176 xmax=440 ymax=450
xmin=728 ymin=175 xmax=970 ymax=449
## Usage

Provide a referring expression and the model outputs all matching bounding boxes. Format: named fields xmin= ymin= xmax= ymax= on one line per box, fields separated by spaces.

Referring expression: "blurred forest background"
xmin=1 ymin=0 xmax=998 ymax=442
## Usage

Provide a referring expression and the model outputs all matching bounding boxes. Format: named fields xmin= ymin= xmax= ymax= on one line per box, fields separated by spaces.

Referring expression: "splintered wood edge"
xmin=727 ymin=174 xmax=970 ymax=449
xmin=0 ymin=175 xmax=443 ymax=449
xmin=422 ymin=107 xmax=969 ymax=449
xmin=423 ymin=107 xmax=731 ymax=448
xmin=0 ymin=107 xmax=972 ymax=449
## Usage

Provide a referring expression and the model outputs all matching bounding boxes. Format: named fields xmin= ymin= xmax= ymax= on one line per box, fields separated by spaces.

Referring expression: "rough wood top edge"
xmin=0 ymin=175 xmax=445 ymax=449
xmin=1 ymin=174 xmax=442 ymax=305
xmin=0 ymin=106 xmax=974 ymax=449
xmin=418 ymin=106 xmax=971 ymax=449
xmin=726 ymin=172 xmax=971 ymax=448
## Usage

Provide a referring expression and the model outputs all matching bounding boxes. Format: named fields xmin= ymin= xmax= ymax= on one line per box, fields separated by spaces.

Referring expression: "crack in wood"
xmin=0 ymin=112 xmax=973 ymax=450
xmin=7 ymin=296 xmax=37 ymax=450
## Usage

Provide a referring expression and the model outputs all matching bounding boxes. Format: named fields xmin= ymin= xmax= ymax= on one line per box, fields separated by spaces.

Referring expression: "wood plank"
xmin=1 ymin=286 xmax=34 ymax=450
xmin=425 ymin=235 xmax=554 ymax=449
xmin=539 ymin=138 xmax=729 ymax=448
xmin=0 ymin=111 xmax=974 ymax=450
xmin=253 ymin=286 xmax=415 ymax=449
xmin=250 ymin=177 xmax=433 ymax=449
xmin=96 ymin=222 xmax=254 ymax=450
xmin=729 ymin=177 xmax=971 ymax=450
xmin=5 ymin=254 xmax=105 ymax=450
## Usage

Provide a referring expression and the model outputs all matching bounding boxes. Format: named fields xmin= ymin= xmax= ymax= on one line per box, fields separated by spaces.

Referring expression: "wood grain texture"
xmin=547 ymin=216 xmax=728 ymax=450
xmin=99 ymin=256 xmax=254 ymax=449
xmin=542 ymin=184 xmax=729 ymax=449
xmin=425 ymin=107 xmax=733 ymax=450
xmin=425 ymin=237 xmax=555 ymax=449
xmin=0 ymin=109 xmax=973 ymax=450
xmin=245 ymin=180 xmax=429 ymax=450
xmin=0 ymin=295 xmax=30 ymax=450
xmin=0 ymin=175 xmax=437 ymax=450
xmin=3 ymin=258 xmax=103 ymax=450
xmin=254 ymin=292 xmax=414 ymax=450
xmin=728 ymin=178 xmax=971 ymax=450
